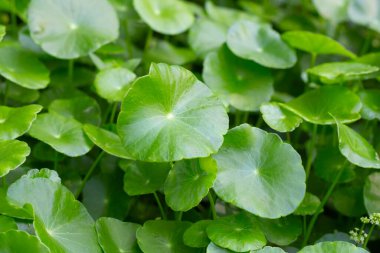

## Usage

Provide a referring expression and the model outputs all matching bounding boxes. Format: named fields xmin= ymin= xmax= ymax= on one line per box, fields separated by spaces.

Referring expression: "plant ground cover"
xmin=1 ymin=0 xmax=380 ymax=252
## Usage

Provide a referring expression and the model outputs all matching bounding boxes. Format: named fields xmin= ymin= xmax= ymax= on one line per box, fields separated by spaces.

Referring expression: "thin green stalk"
xmin=302 ymin=166 xmax=344 ymax=246
xmin=68 ymin=60 xmax=74 ymax=83
xmin=256 ymin=116 xmax=264 ymax=128
xmin=360 ymin=31 xmax=373 ymax=56
xmin=241 ymin=111 xmax=249 ymax=124
xmin=363 ymin=224 xmax=376 ymax=248
xmin=303 ymin=216 xmax=307 ymax=240
xmin=153 ymin=192 xmax=167 ymax=220
xmin=109 ymin=103 xmax=119 ymax=124
xmin=11 ymin=0 xmax=17 ymax=36
xmin=310 ymin=53 xmax=317 ymax=68
xmin=208 ymin=191 xmax=217 ymax=220
xmin=305 ymin=124 xmax=318 ymax=179
xmin=234 ymin=111 xmax=242 ymax=126
xmin=286 ymin=132 xmax=291 ymax=144
xmin=144 ymin=28 xmax=153 ymax=53
xmin=75 ymin=151 xmax=105 ymax=198
xmin=175 ymin=211 xmax=183 ymax=221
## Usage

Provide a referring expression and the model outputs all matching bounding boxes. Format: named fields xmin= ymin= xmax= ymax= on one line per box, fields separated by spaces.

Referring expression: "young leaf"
xmin=260 ymin=102 xmax=302 ymax=132
xmin=164 ymin=158 xmax=217 ymax=211
xmin=335 ymin=120 xmax=380 ymax=168
xmin=282 ymin=86 xmax=361 ymax=125
xmin=117 ymin=63 xmax=229 ymax=162
xmin=358 ymin=89 xmax=380 ymax=120
xmin=94 ymin=67 xmax=136 ymax=102
xmin=120 ymin=160 xmax=170 ymax=196
xmin=83 ymin=124 xmax=132 ymax=159
xmin=133 ymin=0 xmax=194 ymax=35
xmin=213 ymin=124 xmax=306 ymax=218
xmin=0 ymin=46 xmax=49 ymax=89
xmin=282 ymin=31 xmax=355 ymax=58
xmin=206 ymin=212 xmax=266 ymax=252
xmin=227 ymin=20 xmax=297 ymax=69
xmin=28 ymin=0 xmax=119 ymax=59
xmin=298 ymin=241 xmax=368 ymax=253
xmin=96 ymin=217 xmax=142 ymax=253
xmin=0 ymin=140 xmax=30 ymax=177
xmin=29 ymin=112 xmax=93 ymax=157
xmin=203 ymin=44 xmax=274 ymax=111
xmin=294 ymin=193 xmax=321 ymax=216
xmin=0 ymin=230 xmax=50 ymax=253
xmin=183 ymin=220 xmax=212 ymax=248
xmin=7 ymin=174 xmax=102 ymax=253
xmin=307 ymin=62 xmax=379 ymax=85
xmin=0 ymin=104 xmax=42 ymax=140
xmin=136 ymin=220 xmax=198 ymax=253
xmin=364 ymin=172 xmax=380 ymax=214
xmin=0 ymin=215 xmax=17 ymax=232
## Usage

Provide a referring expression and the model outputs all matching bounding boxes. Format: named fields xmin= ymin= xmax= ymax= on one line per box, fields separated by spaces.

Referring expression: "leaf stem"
xmin=302 ymin=166 xmax=344 ymax=246
xmin=75 ymin=151 xmax=105 ymax=198
xmin=153 ymin=192 xmax=167 ymax=220
xmin=363 ymin=223 xmax=376 ymax=248
xmin=208 ymin=191 xmax=217 ymax=220
xmin=175 ymin=211 xmax=183 ymax=221
xmin=310 ymin=53 xmax=317 ymax=68
xmin=305 ymin=124 xmax=318 ymax=179
xmin=68 ymin=60 xmax=74 ymax=83
xmin=109 ymin=102 xmax=119 ymax=124
xmin=11 ymin=0 xmax=17 ymax=36
xmin=144 ymin=28 xmax=153 ymax=53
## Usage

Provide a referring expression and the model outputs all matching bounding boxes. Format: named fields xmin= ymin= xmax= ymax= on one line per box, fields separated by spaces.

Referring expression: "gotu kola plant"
xmin=0 ymin=0 xmax=380 ymax=252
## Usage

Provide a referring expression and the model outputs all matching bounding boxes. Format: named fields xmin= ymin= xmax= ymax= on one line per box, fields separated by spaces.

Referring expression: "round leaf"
xmin=7 ymin=174 xmax=102 ymax=253
xmin=282 ymin=31 xmax=355 ymax=58
xmin=0 ymin=46 xmax=49 ymax=89
xmin=121 ymin=160 xmax=170 ymax=196
xmin=0 ymin=230 xmax=50 ymax=253
xmin=96 ymin=217 xmax=142 ymax=253
xmin=260 ymin=102 xmax=302 ymax=132
xmin=133 ymin=0 xmax=194 ymax=35
xmin=83 ymin=124 xmax=132 ymax=159
xmin=183 ymin=220 xmax=212 ymax=248
xmin=335 ymin=120 xmax=380 ymax=168
xmin=227 ymin=20 xmax=297 ymax=69
xmin=294 ymin=193 xmax=321 ymax=216
xmin=213 ymin=124 xmax=306 ymax=218
xmin=203 ymin=44 xmax=274 ymax=111
xmin=253 ymin=247 xmax=286 ymax=253
xmin=28 ymin=0 xmax=119 ymax=59
xmin=348 ymin=0 xmax=380 ymax=33
xmin=307 ymin=62 xmax=379 ymax=85
xmin=0 ymin=140 xmax=30 ymax=177
xmin=164 ymin=158 xmax=217 ymax=211
xmin=358 ymin=89 xmax=380 ymax=120
xmin=331 ymin=185 xmax=366 ymax=217
xmin=94 ymin=67 xmax=136 ymax=102
xmin=29 ymin=112 xmax=93 ymax=157
xmin=0 ymin=188 xmax=32 ymax=219
xmin=312 ymin=0 xmax=350 ymax=23
xmin=364 ymin=172 xmax=380 ymax=213
xmin=206 ymin=243 xmax=235 ymax=253
xmin=136 ymin=220 xmax=198 ymax=253
xmin=145 ymin=40 xmax=196 ymax=65
xmin=0 ymin=104 xmax=42 ymax=140
xmin=206 ymin=212 xmax=266 ymax=252
xmin=282 ymin=86 xmax=361 ymax=125
xmin=298 ymin=241 xmax=368 ymax=253
xmin=117 ymin=63 xmax=229 ymax=162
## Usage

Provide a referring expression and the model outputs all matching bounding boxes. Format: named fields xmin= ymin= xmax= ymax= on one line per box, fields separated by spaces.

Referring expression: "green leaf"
xmin=0 ymin=188 xmax=31 ymax=219
xmin=203 ymin=44 xmax=273 ymax=111
xmin=0 ymin=140 xmax=30 ymax=177
xmin=0 ymin=25 xmax=5 ymax=42
xmin=164 ymin=158 xmax=217 ymax=211
xmin=117 ymin=63 xmax=229 ymax=162
xmin=298 ymin=241 xmax=368 ymax=253
xmin=358 ymin=89 xmax=380 ymax=120
xmin=49 ymin=96 xmax=101 ymax=125
xmin=120 ymin=160 xmax=170 ymax=196
xmin=260 ymin=102 xmax=302 ymax=132
xmin=183 ymin=220 xmax=212 ymax=248
xmin=29 ymin=112 xmax=93 ymax=157
xmin=0 ymin=82 xmax=40 ymax=103
xmin=188 ymin=18 xmax=227 ymax=58
xmin=0 ymin=230 xmax=50 ymax=253
xmin=294 ymin=193 xmax=321 ymax=216
xmin=0 ymin=46 xmax=49 ymax=89
xmin=227 ymin=20 xmax=297 ymax=69
xmin=25 ymin=168 xmax=61 ymax=183
xmin=83 ymin=124 xmax=132 ymax=159
xmin=307 ymin=62 xmax=379 ymax=85
xmin=28 ymin=0 xmax=119 ymax=59
xmin=253 ymin=247 xmax=286 ymax=253
xmin=331 ymin=185 xmax=366 ymax=217
xmin=136 ymin=220 xmax=199 ymax=253
xmin=355 ymin=52 xmax=380 ymax=68
xmin=94 ymin=67 xmax=136 ymax=102
xmin=133 ymin=0 xmax=194 ymax=35
xmin=282 ymin=86 xmax=361 ymax=125
xmin=0 ymin=215 xmax=17 ymax=232
xmin=364 ymin=172 xmax=380 ymax=213
xmin=206 ymin=212 xmax=266 ymax=252
xmin=206 ymin=243 xmax=236 ymax=253
xmin=335 ymin=120 xmax=380 ymax=168
xmin=348 ymin=0 xmax=380 ymax=33
xmin=0 ymin=104 xmax=42 ymax=140
xmin=145 ymin=40 xmax=196 ymax=65
xmin=282 ymin=31 xmax=355 ymax=58
xmin=7 ymin=173 xmax=102 ymax=253
xmin=312 ymin=0 xmax=350 ymax=23
xmin=213 ymin=124 xmax=306 ymax=218
xmin=96 ymin=217 xmax=142 ymax=253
